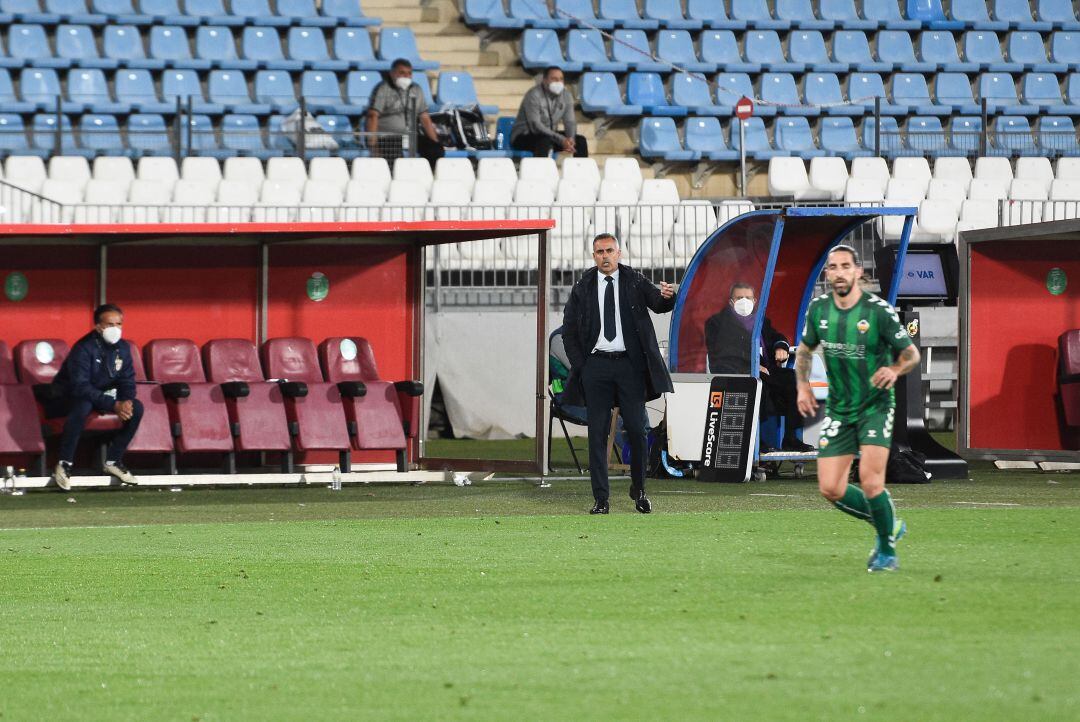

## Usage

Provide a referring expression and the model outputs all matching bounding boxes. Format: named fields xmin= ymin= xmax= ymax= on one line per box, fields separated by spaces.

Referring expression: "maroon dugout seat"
xmin=319 ymin=337 xmax=423 ymax=472
xmin=1059 ymin=330 xmax=1080 ymax=426
xmin=261 ymin=337 xmax=352 ymax=471
xmin=122 ymin=340 xmax=176 ymax=465
xmin=202 ymin=338 xmax=293 ymax=471
xmin=144 ymin=339 xmax=235 ymax=468
xmin=0 ymin=341 xmax=47 ymax=475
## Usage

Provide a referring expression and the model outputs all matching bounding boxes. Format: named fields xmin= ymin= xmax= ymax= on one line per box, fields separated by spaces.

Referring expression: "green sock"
xmin=833 ymin=484 xmax=873 ymax=523
xmin=867 ymin=489 xmax=897 ymax=556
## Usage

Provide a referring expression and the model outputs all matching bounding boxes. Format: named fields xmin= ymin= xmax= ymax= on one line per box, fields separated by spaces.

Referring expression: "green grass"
xmin=1 ymin=454 xmax=1079 ymax=720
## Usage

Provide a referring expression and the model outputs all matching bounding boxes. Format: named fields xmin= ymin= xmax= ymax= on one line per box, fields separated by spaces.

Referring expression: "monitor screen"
xmin=898 ymin=251 xmax=948 ymax=297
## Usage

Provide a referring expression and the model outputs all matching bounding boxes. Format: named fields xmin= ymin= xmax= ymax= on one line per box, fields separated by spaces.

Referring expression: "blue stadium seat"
xmin=1050 ymin=31 xmax=1080 ymax=70
xmin=301 ymin=70 xmax=356 ymax=115
xmin=788 ymin=30 xmax=844 ymax=72
xmin=805 ymin=72 xmax=861 ymax=115
xmin=1 ymin=0 xmax=59 ymax=24
xmin=949 ymin=116 xmax=982 ymax=154
xmin=1066 ymin=73 xmax=1080 ymax=111
xmin=289 ymin=27 xmax=348 ymax=70
xmin=243 ymin=26 xmax=303 ymax=70
xmin=819 ymin=116 xmax=869 ymax=158
xmin=935 ymin=72 xmax=981 ymax=114
xmin=508 ymin=0 xmax=569 ymax=28
xmin=316 ymin=114 xmax=355 ymax=154
xmin=598 ymin=0 xmax=658 ymax=30
xmin=979 ymin=72 xmax=1037 ymax=114
xmin=775 ymin=0 xmax=832 ymax=29
xmin=917 ymin=30 xmax=966 ymax=72
xmin=90 ymin=0 xmax=141 ymax=23
xmin=57 ymin=23 xmax=119 ymax=69
xmin=861 ymin=115 xmax=903 ymax=155
xmin=20 ymin=68 xmax=74 ymax=111
xmin=151 ymin=26 xmax=212 ymax=69
xmin=861 ymin=0 xmax=919 ymax=29
xmin=1022 ymin=72 xmax=1071 ymax=114
xmin=554 ymin=0 xmax=614 ymax=29
xmin=731 ymin=117 xmax=783 ymax=159
xmin=951 ymin=0 xmax=1008 ymax=29
xmin=186 ymin=114 xmax=219 ymax=155
xmin=221 ymin=113 xmax=276 ymax=157
xmin=579 ymin=72 xmax=643 ymax=115
xmin=670 ymin=73 xmax=722 ymax=114
xmin=684 ymin=116 xmax=738 ymax=159
xmin=344 ymin=70 xmax=380 ymax=110
xmin=818 ymin=0 xmax=874 ymax=29
xmin=80 ymin=112 xmax=125 ymax=156
xmin=0 ymin=37 xmax=23 ymax=70
xmin=45 ymin=0 xmax=107 ymax=25
xmin=686 ymin=0 xmax=744 ymax=29
xmin=639 ymin=117 xmax=699 ymax=160
xmin=254 ymin=69 xmax=298 ymax=111
xmin=775 ymin=116 xmax=824 ymax=156
xmin=462 ymin=0 xmax=524 ymax=28
xmin=700 ymin=30 xmax=756 ymax=72
xmin=0 ymin=69 xmax=35 ymax=113
xmin=566 ymin=29 xmax=628 ymax=72
xmin=127 ymin=111 xmax=169 ymax=155
xmin=437 ymin=71 xmax=498 ymax=115
xmin=1007 ymin=31 xmax=1065 ymax=72
xmin=378 ymin=28 xmax=438 ymax=70
xmin=266 ymin=113 xmax=295 ymax=153
xmin=162 ymin=69 xmax=225 ymax=113
xmin=334 ymin=27 xmax=388 ymax=70
xmin=993 ymin=0 xmax=1051 ymax=31
xmin=761 ymin=73 xmax=815 ymax=115
xmin=278 ymin=0 xmax=336 ymax=27
xmin=656 ymin=30 xmax=711 ymax=72
xmin=849 ymin=72 xmax=905 ymax=114
xmin=209 ymin=69 xmax=271 ymax=114
xmin=627 ymin=72 xmax=686 ymax=115
xmin=876 ymin=30 xmax=933 ymax=72
xmin=412 ymin=71 xmax=436 ymax=108
xmin=745 ymin=30 xmax=801 ymax=72
xmin=611 ymin=29 xmax=664 ymax=71
xmin=68 ymin=68 xmax=126 ymax=113
xmin=731 ymin=0 xmax=785 ymax=29
xmin=196 ymin=26 xmax=256 ymax=70
xmin=995 ymin=116 xmax=1035 ymax=154
xmin=643 ymin=0 xmax=702 ymax=30
xmin=10 ymin=24 xmax=69 ymax=68
xmin=891 ymin=72 xmax=942 ymax=115
xmin=104 ymin=25 xmax=166 ymax=69
xmin=232 ymin=0 xmax=289 ymax=26
xmin=1037 ymin=0 xmax=1080 ymax=30
xmin=116 ymin=68 xmax=174 ymax=113
xmin=32 ymin=113 xmax=78 ymax=154
xmin=963 ymin=31 xmax=1018 ymax=72
xmin=522 ymin=29 xmax=584 ymax=72
xmin=831 ymin=30 xmax=889 ymax=72
xmin=1038 ymin=116 xmax=1079 ymax=154
xmin=716 ymin=72 xmax=772 ymax=114
xmin=184 ymin=0 xmax=240 ymax=25
xmin=319 ymin=0 xmax=379 ymax=27
xmin=906 ymin=115 xmax=948 ymax=154
xmin=0 ymin=114 xmax=30 ymax=156
xmin=141 ymin=0 xmax=195 ymax=26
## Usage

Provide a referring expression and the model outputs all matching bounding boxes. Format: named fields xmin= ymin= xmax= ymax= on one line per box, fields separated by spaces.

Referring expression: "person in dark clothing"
xmin=561 ymin=233 xmax=675 ymax=514
xmin=510 ymin=67 xmax=588 ymax=159
xmin=704 ymin=282 xmax=813 ymax=452
xmin=366 ymin=58 xmax=445 ymax=169
xmin=48 ymin=303 xmax=142 ymax=490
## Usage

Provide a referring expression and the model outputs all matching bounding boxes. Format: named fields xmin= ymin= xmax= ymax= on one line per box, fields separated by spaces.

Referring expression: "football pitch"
xmin=1 ymin=449 xmax=1078 ymax=720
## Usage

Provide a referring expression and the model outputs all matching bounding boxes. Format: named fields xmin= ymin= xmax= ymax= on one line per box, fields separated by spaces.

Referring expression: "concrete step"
xmin=426 ymin=50 xmax=502 ymax=65
xmin=464 ymin=65 xmax=532 ymax=79
xmin=376 ymin=6 xmax=441 ymax=23
xmin=417 ymin=34 xmax=494 ymax=52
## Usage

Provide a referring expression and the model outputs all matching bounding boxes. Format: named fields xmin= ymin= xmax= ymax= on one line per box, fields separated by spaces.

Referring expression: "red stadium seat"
xmin=1059 ymin=330 xmax=1080 ymax=427
xmin=319 ymin=337 xmax=423 ymax=471
xmin=144 ymin=339 xmax=235 ymax=467
xmin=0 ymin=341 xmax=47 ymax=475
xmin=202 ymin=338 xmax=293 ymax=471
xmin=261 ymin=337 xmax=352 ymax=471
xmin=122 ymin=340 xmax=176 ymax=466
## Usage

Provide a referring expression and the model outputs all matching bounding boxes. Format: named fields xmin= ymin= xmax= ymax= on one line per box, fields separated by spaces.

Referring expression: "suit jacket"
xmin=560 ymin=264 xmax=676 ymax=406
xmin=53 ymin=331 xmax=136 ymax=413
xmin=704 ymin=307 xmax=790 ymax=375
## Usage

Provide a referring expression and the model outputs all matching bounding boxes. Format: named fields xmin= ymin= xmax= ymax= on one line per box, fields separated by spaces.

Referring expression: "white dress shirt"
xmin=592 ymin=269 xmax=626 ymax=353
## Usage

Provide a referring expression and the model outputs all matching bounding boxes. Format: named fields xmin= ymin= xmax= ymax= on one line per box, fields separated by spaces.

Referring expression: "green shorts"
xmin=816 ymin=406 xmax=895 ymax=458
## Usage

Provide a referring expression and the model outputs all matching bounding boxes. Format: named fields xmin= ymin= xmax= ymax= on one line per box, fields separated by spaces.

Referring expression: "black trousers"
xmin=48 ymin=398 xmax=144 ymax=464
xmin=373 ymin=133 xmax=445 ymax=170
xmin=510 ymin=133 xmax=589 ymax=159
xmin=762 ymin=367 xmax=804 ymax=440
xmin=581 ymin=354 xmax=647 ymax=502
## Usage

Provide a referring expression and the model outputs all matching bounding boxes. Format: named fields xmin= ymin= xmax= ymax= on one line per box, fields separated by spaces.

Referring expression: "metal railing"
xmin=0 ymin=180 xmax=65 ymax=224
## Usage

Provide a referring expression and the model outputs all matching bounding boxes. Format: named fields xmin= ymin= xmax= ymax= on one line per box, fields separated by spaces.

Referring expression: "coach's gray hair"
xmin=592 ymin=233 xmax=620 ymax=249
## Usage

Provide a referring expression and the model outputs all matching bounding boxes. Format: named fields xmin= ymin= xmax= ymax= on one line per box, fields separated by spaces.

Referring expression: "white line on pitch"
xmin=655 ymin=490 xmax=706 ymax=494
xmin=953 ymin=501 xmax=1021 ymax=507
xmin=750 ymin=493 xmax=800 ymax=497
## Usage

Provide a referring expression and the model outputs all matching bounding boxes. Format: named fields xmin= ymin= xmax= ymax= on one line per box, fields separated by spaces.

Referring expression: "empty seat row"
xmin=0 ymin=0 xmax=378 ymax=27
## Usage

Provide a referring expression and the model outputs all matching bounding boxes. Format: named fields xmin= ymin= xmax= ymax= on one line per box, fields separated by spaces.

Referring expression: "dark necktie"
xmin=603 ymin=276 xmax=616 ymax=341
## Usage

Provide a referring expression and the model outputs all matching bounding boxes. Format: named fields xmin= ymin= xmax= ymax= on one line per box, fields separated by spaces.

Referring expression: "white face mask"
xmin=732 ymin=298 xmax=755 ymax=317
xmin=546 ymin=81 xmax=565 ymax=96
xmin=101 ymin=326 xmax=122 ymax=345
xmin=394 ymin=76 xmax=413 ymax=91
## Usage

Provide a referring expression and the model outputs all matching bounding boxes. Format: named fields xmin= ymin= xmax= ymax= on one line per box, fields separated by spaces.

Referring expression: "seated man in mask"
xmin=704 ymin=282 xmax=813 ymax=452
xmin=367 ymin=58 xmax=445 ymax=169
xmin=510 ymin=67 xmax=588 ymax=159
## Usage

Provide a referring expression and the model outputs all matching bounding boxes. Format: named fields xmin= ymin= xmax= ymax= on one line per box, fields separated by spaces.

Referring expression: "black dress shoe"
xmin=628 ymin=482 xmax=641 ymax=501
xmin=590 ymin=500 xmax=609 ymax=514
xmin=634 ymin=491 xmax=652 ymax=514
xmin=782 ymin=439 xmax=815 ymax=453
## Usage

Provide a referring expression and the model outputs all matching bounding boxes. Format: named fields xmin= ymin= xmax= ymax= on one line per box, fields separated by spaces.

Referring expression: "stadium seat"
xmin=639 ymin=117 xmax=698 ymax=161
xmin=341 ymin=179 xmax=385 ymax=220
xmin=1016 ymin=156 xmax=1055 ymax=193
xmin=221 ymin=113 xmax=275 ymax=158
xmin=183 ymin=0 xmax=238 ymax=25
xmin=598 ymin=0 xmax=658 ymax=30
xmin=1045 ymin=178 xmax=1080 ymax=220
xmin=893 ymin=156 xmax=932 ymax=194
xmin=805 ymin=73 xmax=859 ymax=115
xmin=253 ymin=70 xmax=298 ymax=113
xmin=715 ymin=73 xmax=765 ymax=114
xmin=979 ymin=73 xmax=1036 ymax=115
xmin=731 ymin=0 xmax=785 ymax=29
xmin=432 ymin=157 xmax=476 ymax=197
xmin=377 ymin=28 xmax=438 ymax=70
xmin=333 ymin=27 xmax=388 ymax=70
xmin=66 ymin=69 xmax=123 ymax=114
xmin=952 ymin=0 xmax=1008 ymax=29
xmin=744 ymin=30 xmax=801 ymax=72
xmin=103 ymin=25 xmax=163 ymax=69
xmin=78 ymin=113 xmax=125 ymax=156
xmin=140 ymin=0 xmax=192 ymax=25
xmin=843 ymin=175 xmax=884 ymax=205
xmin=277 ymin=0 xmax=336 ymax=27
xmin=91 ymin=0 xmax=140 ymax=23
xmin=882 ymin=178 xmax=924 ymax=237
xmin=300 ymin=71 xmax=354 ymax=115
xmin=963 ymin=31 xmax=1018 ymax=73
xmin=344 ymin=70 xmax=379 ymax=110
xmin=876 ymin=30 xmax=933 ymax=72
xmin=1050 ymin=32 xmax=1080 ymax=70
xmin=994 ymin=0 xmax=1051 ymax=31
xmin=579 ymin=72 xmax=642 ymax=116
xmin=861 ymin=116 xmax=903 ymax=156
xmin=627 ymin=72 xmax=685 ymax=116
xmin=934 ymin=156 xmax=974 ymax=192
xmin=264 ymin=156 xmax=304 ymax=188
xmin=699 ymin=30 xmax=756 ymax=72
xmin=686 ymin=0 xmax=745 ymax=29
xmin=554 ymin=0 xmax=614 ymax=29
xmin=113 ymin=70 xmax=169 ymax=114
xmin=926 ymin=177 xmax=966 ymax=215
xmin=820 ymin=116 xmax=868 ymax=158
xmin=768 ymin=156 xmax=812 ymax=197
xmin=150 ymin=26 xmax=212 ymax=70
xmin=307 ymin=155 xmax=349 ymax=190
xmin=0 ymin=69 xmax=34 ymax=115
xmin=1058 ymin=330 xmax=1080 ymax=426
xmin=380 ymin=179 xmax=427 ymax=220
xmin=761 ymin=73 xmax=815 ymax=116
xmin=644 ymin=0 xmax=702 ymax=29
xmin=319 ymin=337 xmax=422 ymax=470
xmin=393 ymin=156 xmax=434 ymax=195
xmin=352 ymin=156 xmax=392 ymax=191
xmin=788 ymin=30 xmax=844 ymax=72
xmin=437 ymin=71 xmax=498 ymax=115
xmin=626 ymin=178 xmax=678 ymax=267
xmin=1008 ymin=32 xmax=1065 ymax=73
xmin=113 ymin=340 xmax=178 ymax=459
xmin=918 ymin=30 xmax=966 ymax=72
xmin=317 ymin=0 xmax=378 ymax=26
xmin=242 ymin=27 xmax=302 ymax=70
xmin=203 ymin=178 xmax=254 ymax=221
xmin=936 ymin=73 xmax=981 ymax=115
xmin=656 ymin=30 xmax=711 ymax=72
xmin=231 ymin=0 xmax=286 ymax=25
xmin=127 ymin=113 xmax=171 ymax=156
xmin=731 ymin=117 xmax=782 ymax=159
xmin=993 ymin=116 xmax=1034 ymax=154
xmin=892 ymin=73 xmax=942 ymax=115
xmin=32 ymin=115 xmax=79 ymax=158
xmin=1039 ymin=116 xmax=1080 ymax=155
xmin=862 ymin=0 xmax=919 ymax=29
xmin=119 ymin=178 xmax=170 ymax=222
xmin=1038 ymin=0 xmax=1080 ymax=29
xmin=603 ymin=156 xmax=644 ymax=195
xmin=2 ymin=0 xmax=58 ymax=24
xmin=58 ymin=23 xmax=118 ymax=70
xmin=297 ymin=179 xmax=343 ymax=221
xmin=196 ymin=26 xmax=255 ymax=71
xmin=671 ymin=74 xmax=722 ymax=114
xmin=1022 ymin=73 xmax=1071 ymax=115
xmin=250 ymin=178 xmax=300 ymax=221
xmin=566 ymin=29 xmax=627 ymax=72
xmin=508 ymin=0 xmax=569 ymax=28
xmin=807 ymin=156 xmax=849 ymax=199
xmin=831 ymin=30 xmax=889 ymax=72
xmin=1007 ymin=176 xmax=1047 ymax=223
xmin=0 ymin=341 xmax=46 ymax=471
xmin=682 ymin=116 xmax=737 ymax=160
xmin=462 ymin=0 xmax=525 ymax=29
xmin=559 ymin=156 xmax=600 ymax=196
xmin=775 ymin=116 xmax=823 ymax=156
xmin=913 ymin=199 xmax=959 ymax=242
xmin=287 ymin=27 xmax=347 ymax=71
xmin=610 ymin=29 xmax=664 ymax=71
xmin=164 ymin=70 xmax=224 ymax=114
xmin=776 ymin=0 xmax=832 ymax=28
xmin=518 ymin=156 xmax=559 ymax=194
xmin=21 ymin=68 xmax=68 ymax=112
xmin=819 ymin=0 xmax=873 ymax=28
xmin=209 ymin=71 xmax=271 ymax=115
xmin=0 ymin=115 xmax=30 ymax=157
xmin=1066 ymin=74 xmax=1080 ymax=112
xmin=848 ymin=72 xmax=905 ymax=114
xmin=671 ymin=201 xmax=718 ymax=259
xmin=9 ymin=25 xmax=68 ymax=69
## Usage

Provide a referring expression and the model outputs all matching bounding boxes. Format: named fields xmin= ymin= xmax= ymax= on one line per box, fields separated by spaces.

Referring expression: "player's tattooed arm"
xmin=794 ymin=342 xmax=815 ymax=386
xmin=891 ymin=344 xmax=921 ymax=377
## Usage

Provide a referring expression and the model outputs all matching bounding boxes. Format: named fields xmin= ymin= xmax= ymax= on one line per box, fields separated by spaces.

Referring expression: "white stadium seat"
xmin=1006 ymin=178 xmax=1047 ymax=225
xmin=913 ymin=199 xmax=959 ymax=243
xmin=340 ymin=180 xmax=387 ymax=221
xmin=672 ymin=200 xmax=718 ymax=263
xmin=381 ymin=179 xmax=428 ymax=221
xmin=850 ymin=156 xmax=890 ymax=196
xmin=957 ymin=199 xmax=999 ymax=232
xmin=629 ymin=178 xmax=680 ymax=267
xmin=561 ymin=157 xmax=602 ymax=198
xmin=967 ymin=178 xmax=1008 ymax=201
xmin=92 ymin=157 xmax=135 ymax=191
xmin=351 ymin=157 xmax=392 ymax=193
xmin=550 ymin=202 xmax=594 ymax=270
xmin=165 ymin=179 xmax=215 ymax=223
xmin=933 ymin=157 xmax=973 ymax=193
xmin=843 ymin=177 xmax=885 ymax=205
xmin=120 ymin=179 xmax=171 ymax=223
xmin=926 ymin=178 xmax=966 ymax=216
xmin=892 ymin=157 xmax=932 ymax=197
xmin=808 ymin=157 xmax=849 ymax=201
xmin=48 ymin=156 xmax=91 ymax=191
xmin=298 ymin=180 xmax=343 ymax=222
xmin=1015 ymin=157 xmax=1054 ymax=196
xmin=223 ymin=157 xmax=265 ymax=190
xmin=392 ymin=158 xmax=434 ymax=196
xmin=603 ymin=156 xmax=643 ymax=195
xmin=35 ymin=179 xmax=80 ymax=222
xmin=518 ymin=157 xmax=560 ymax=194
xmin=596 ymin=178 xmax=636 ymax=239
xmin=207 ymin=179 xmax=258 ymax=223
xmin=1045 ymin=179 xmax=1080 ymax=221
xmin=180 ymin=157 xmax=223 ymax=189
xmin=555 ymin=178 xmax=595 ymax=204
xmin=767 ymin=157 xmax=811 ymax=198
xmin=434 ymin=157 xmax=476 ymax=194
xmin=136 ymin=157 xmax=180 ymax=191
xmin=973 ymin=156 xmax=1013 ymax=198
xmin=1056 ymin=157 xmax=1080 ymax=181
xmin=5 ymin=156 xmax=47 ymax=193
xmin=427 ymin=179 xmax=471 ymax=221
xmin=475 ymin=157 xmax=517 ymax=186
xmin=308 ymin=157 xmax=349 ymax=191
xmin=883 ymin=178 xmax=924 ymax=240
xmin=265 ymin=157 xmax=307 ymax=191
xmin=74 ymin=179 xmax=126 ymax=223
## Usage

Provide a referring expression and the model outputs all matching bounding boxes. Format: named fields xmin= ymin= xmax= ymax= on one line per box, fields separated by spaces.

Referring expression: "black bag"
xmin=427 ymin=110 xmax=459 ymax=148
xmin=428 ymin=105 xmax=493 ymax=150
xmin=850 ymin=446 xmax=931 ymax=484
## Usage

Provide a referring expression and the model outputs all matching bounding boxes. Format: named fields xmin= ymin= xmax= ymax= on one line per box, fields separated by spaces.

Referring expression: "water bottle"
xmin=12 ymin=468 xmax=26 ymax=495
xmin=2 ymin=466 xmax=13 ymax=494
xmin=330 ymin=467 xmax=342 ymax=492
xmin=496 ymin=130 xmax=504 ymax=150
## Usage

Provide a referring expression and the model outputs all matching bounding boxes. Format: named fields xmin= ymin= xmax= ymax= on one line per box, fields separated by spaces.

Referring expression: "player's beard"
xmin=832 ymin=279 xmax=852 ymax=297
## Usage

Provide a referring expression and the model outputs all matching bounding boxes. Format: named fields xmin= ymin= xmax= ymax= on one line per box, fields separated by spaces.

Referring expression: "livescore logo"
xmin=710 ymin=391 xmax=723 ymax=408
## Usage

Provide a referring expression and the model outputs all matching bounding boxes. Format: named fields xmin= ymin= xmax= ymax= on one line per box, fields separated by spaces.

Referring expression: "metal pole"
xmin=874 ymin=97 xmax=881 ymax=158
xmin=298 ymin=96 xmax=307 ymax=159
xmin=173 ymin=96 xmax=182 ymax=166
xmin=979 ymin=98 xmax=988 ymax=158
xmin=536 ymin=228 xmax=551 ymax=479
xmin=185 ymin=96 xmax=192 ymax=155
xmin=258 ymin=242 xmax=268 ymax=345
xmin=432 ymin=244 xmax=442 ymax=312
xmin=738 ymin=119 xmax=746 ymax=196
xmin=99 ymin=245 xmax=107 ymax=304
xmin=54 ymin=96 xmax=62 ymax=157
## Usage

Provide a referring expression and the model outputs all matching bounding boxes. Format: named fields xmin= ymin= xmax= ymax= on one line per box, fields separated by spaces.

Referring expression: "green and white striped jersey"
xmin=801 ymin=292 xmax=913 ymax=420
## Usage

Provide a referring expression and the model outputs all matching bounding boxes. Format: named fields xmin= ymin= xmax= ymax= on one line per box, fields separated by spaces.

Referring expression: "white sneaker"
xmin=53 ymin=462 xmax=72 ymax=491
xmin=103 ymin=461 xmax=137 ymax=485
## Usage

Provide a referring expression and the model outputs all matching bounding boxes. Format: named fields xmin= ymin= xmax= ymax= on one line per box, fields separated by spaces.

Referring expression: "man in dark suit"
xmin=704 ymin=282 xmax=813 ymax=452
xmin=561 ymin=233 xmax=676 ymax=514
